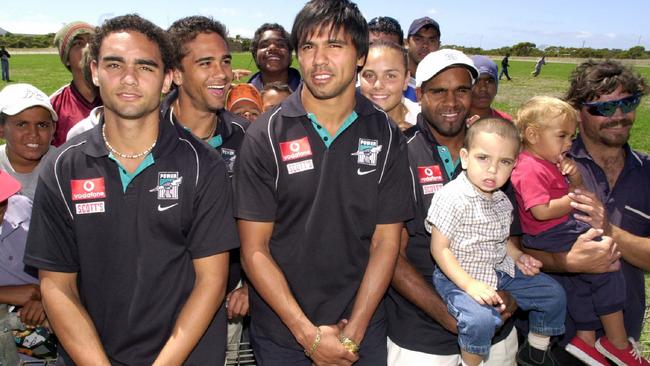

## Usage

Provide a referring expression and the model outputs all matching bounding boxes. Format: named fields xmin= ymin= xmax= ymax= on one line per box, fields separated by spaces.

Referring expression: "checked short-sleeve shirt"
xmin=425 ymin=172 xmax=514 ymax=288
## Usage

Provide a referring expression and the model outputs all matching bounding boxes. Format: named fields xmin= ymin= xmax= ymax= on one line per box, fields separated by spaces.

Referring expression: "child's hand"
xmin=516 ymin=254 xmax=543 ymax=276
xmin=558 ymin=155 xmax=583 ymax=187
xmin=465 ymin=279 xmax=503 ymax=306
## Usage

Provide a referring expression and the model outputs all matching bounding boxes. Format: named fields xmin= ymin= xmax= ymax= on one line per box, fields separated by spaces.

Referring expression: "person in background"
xmin=248 ymin=23 xmax=301 ymax=92
xmin=469 ymin=55 xmax=512 ymax=120
xmin=51 ymin=21 xmax=102 ymax=146
xmin=359 ymin=40 xmax=419 ymax=131
xmin=226 ymin=83 xmax=263 ymax=123
xmin=0 ymin=46 xmax=10 ymax=82
xmin=0 ymin=83 xmax=57 ymax=201
xmin=404 ymin=16 xmax=440 ymax=102
xmin=260 ymin=81 xmax=291 ymax=112
xmin=500 ymin=53 xmax=512 ymax=81
xmin=0 ymin=170 xmax=44 ymax=328
xmin=367 ymin=16 xmax=403 ymax=45
xmin=531 ymin=55 xmax=546 ymax=77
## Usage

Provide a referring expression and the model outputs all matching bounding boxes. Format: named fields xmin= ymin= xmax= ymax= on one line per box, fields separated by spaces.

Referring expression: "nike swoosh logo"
xmin=357 ymin=168 xmax=376 ymax=176
xmin=158 ymin=203 xmax=179 ymax=212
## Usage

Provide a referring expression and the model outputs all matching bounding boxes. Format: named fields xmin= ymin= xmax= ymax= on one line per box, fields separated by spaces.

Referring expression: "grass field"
xmin=1 ymin=53 xmax=649 ymax=353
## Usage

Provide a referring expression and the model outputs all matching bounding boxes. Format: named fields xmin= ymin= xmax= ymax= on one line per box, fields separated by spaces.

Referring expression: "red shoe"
xmin=565 ymin=336 xmax=609 ymax=366
xmin=596 ymin=336 xmax=650 ymax=366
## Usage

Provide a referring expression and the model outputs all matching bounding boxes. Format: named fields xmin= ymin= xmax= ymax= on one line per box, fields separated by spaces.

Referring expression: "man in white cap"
xmin=0 ymin=83 xmax=57 ymax=201
xmin=386 ymin=49 xmax=521 ymax=366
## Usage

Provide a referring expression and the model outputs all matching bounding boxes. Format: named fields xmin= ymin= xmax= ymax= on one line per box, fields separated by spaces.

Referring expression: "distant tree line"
xmin=449 ymin=42 xmax=649 ymax=59
xmin=1 ymin=33 xmax=648 ymax=59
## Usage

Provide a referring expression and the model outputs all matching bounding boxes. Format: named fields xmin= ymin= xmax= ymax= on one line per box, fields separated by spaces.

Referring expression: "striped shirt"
xmin=425 ymin=172 xmax=515 ymax=288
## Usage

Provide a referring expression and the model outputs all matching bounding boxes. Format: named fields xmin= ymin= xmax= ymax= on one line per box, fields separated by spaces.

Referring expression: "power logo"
xmin=418 ymin=165 xmax=444 ymax=184
xmin=280 ymin=137 xmax=312 ymax=162
xmin=71 ymin=178 xmax=106 ymax=201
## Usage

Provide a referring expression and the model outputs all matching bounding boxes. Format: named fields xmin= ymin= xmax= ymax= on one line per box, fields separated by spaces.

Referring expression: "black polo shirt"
xmin=162 ymin=90 xmax=250 ymax=291
xmin=385 ymin=114 xmax=518 ymax=355
xmin=234 ymin=87 xmax=414 ymax=349
xmin=161 ymin=89 xmax=250 ymax=178
xmin=24 ymin=114 xmax=239 ymax=365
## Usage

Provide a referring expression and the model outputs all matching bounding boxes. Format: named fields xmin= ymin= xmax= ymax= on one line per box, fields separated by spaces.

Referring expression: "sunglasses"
xmin=583 ymin=94 xmax=641 ymax=117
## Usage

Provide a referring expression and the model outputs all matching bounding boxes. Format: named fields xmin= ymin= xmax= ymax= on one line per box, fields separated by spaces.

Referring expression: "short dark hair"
xmin=251 ymin=23 xmax=292 ymax=62
xmin=464 ymin=117 xmax=521 ymax=152
xmin=367 ymin=40 xmax=407 ymax=72
xmin=291 ymin=0 xmax=369 ymax=60
xmin=90 ymin=14 xmax=175 ymax=72
xmin=368 ymin=16 xmax=403 ymax=46
xmin=565 ymin=59 xmax=648 ymax=108
xmin=261 ymin=81 xmax=291 ymax=97
xmin=0 ymin=112 xmax=7 ymax=125
xmin=167 ymin=16 xmax=228 ymax=71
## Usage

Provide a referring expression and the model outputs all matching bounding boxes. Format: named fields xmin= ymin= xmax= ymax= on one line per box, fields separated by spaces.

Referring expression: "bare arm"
xmin=430 ymin=226 xmax=502 ymax=306
xmin=39 ymin=270 xmax=110 ymax=365
xmin=343 ymin=223 xmax=402 ymax=344
xmin=0 ymin=284 xmax=46 ymax=327
xmin=608 ymin=225 xmax=650 ymax=271
xmin=391 ymin=228 xmax=457 ymax=333
xmin=238 ymin=220 xmax=356 ymax=366
xmin=529 ymin=196 xmax=573 ymax=221
xmin=153 ymin=253 xmax=229 ymax=365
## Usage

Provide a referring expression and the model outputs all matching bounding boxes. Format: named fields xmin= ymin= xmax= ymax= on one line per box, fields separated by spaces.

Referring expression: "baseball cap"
xmin=0 ymin=170 xmax=21 ymax=202
xmin=0 ymin=84 xmax=58 ymax=121
xmin=470 ymin=55 xmax=499 ymax=85
xmin=408 ymin=16 xmax=440 ymax=37
xmin=227 ymin=83 xmax=263 ymax=111
xmin=415 ymin=49 xmax=479 ymax=88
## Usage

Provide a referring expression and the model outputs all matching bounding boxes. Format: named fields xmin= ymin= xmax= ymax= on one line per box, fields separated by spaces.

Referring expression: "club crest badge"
xmin=351 ymin=138 xmax=382 ymax=166
xmin=221 ymin=148 xmax=237 ymax=175
xmin=149 ymin=172 xmax=182 ymax=200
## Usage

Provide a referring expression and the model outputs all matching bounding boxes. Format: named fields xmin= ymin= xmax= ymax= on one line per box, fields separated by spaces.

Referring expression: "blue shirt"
xmin=570 ymin=136 xmax=650 ymax=340
xmin=248 ymin=67 xmax=302 ymax=92
xmin=0 ymin=195 xmax=37 ymax=286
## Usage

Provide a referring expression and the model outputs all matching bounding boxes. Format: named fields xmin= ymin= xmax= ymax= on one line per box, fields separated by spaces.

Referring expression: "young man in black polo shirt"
xmin=234 ymin=0 xmax=413 ymax=365
xmin=386 ymin=49 xmax=521 ymax=366
xmin=165 ymin=15 xmax=251 ymax=352
xmin=24 ymin=14 xmax=238 ymax=365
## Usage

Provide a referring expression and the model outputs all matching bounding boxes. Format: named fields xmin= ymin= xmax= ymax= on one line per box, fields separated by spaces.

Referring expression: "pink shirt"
xmin=490 ymin=108 xmax=512 ymax=121
xmin=511 ymin=150 xmax=569 ymax=235
xmin=50 ymin=82 xmax=102 ymax=146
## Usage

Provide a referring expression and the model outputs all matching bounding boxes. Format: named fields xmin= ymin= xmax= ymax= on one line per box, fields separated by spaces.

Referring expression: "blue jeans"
xmin=434 ymin=267 xmax=566 ymax=355
xmin=1 ymin=59 xmax=8 ymax=81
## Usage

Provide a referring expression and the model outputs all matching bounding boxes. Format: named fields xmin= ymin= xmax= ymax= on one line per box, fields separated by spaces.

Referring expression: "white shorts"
xmin=387 ymin=327 xmax=518 ymax=366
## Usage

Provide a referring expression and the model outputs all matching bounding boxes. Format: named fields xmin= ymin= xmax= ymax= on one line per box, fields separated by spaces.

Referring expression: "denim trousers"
xmin=434 ymin=267 xmax=566 ymax=355
xmin=1 ymin=59 xmax=8 ymax=81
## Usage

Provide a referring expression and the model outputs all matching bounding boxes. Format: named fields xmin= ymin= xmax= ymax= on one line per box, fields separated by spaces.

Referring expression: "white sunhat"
xmin=415 ymin=49 xmax=479 ymax=88
xmin=0 ymin=83 xmax=58 ymax=121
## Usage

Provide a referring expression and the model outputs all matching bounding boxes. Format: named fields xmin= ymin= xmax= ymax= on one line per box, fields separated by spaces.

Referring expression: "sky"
xmin=1 ymin=0 xmax=648 ymax=50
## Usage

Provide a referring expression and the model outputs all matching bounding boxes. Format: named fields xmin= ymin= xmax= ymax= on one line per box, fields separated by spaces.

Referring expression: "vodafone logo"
xmin=418 ymin=165 xmax=444 ymax=184
xmin=71 ymin=178 xmax=106 ymax=201
xmin=280 ymin=137 xmax=313 ymax=162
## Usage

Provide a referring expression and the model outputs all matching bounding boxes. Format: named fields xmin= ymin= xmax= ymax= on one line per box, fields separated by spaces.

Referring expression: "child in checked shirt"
xmin=511 ymin=96 xmax=646 ymax=366
xmin=427 ymin=118 xmax=566 ymax=366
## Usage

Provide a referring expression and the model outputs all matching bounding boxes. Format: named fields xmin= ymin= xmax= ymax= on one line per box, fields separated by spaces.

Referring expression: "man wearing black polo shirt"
xmin=24 ymin=14 xmax=238 ymax=365
xmin=165 ymin=15 xmax=251 ymax=351
xmin=386 ymin=49 xmax=520 ymax=365
xmin=234 ymin=0 xmax=413 ymax=365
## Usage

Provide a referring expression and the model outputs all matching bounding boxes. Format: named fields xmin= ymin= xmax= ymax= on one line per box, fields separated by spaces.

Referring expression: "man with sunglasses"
xmin=526 ymin=59 xmax=650 ymax=365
